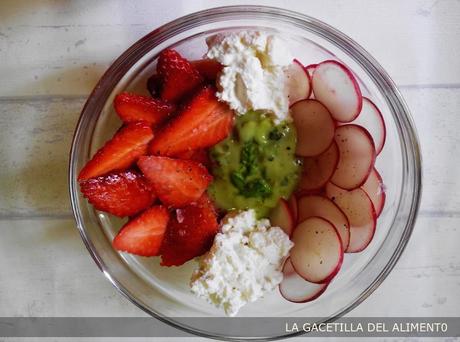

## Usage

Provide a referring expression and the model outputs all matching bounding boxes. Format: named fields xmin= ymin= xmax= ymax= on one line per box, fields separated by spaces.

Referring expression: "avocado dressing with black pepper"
xmin=208 ymin=111 xmax=301 ymax=218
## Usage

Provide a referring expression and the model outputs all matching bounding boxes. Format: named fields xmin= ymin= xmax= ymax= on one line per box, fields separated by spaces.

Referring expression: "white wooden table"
xmin=1 ymin=0 xmax=459 ymax=341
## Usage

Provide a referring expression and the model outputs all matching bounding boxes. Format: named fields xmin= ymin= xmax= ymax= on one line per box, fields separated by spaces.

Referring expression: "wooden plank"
xmin=0 ymin=87 xmax=458 ymax=217
xmin=0 ymin=97 xmax=84 ymax=217
xmin=0 ymin=218 xmax=143 ymax=317
xmin=0 ymin=216 xmax=458 ymax=318
xmin=0 ymin=0 xmax=459 ymax=97
xmin=352 ymin=215 xmax=460 ymax=317
xmin=402 ymin=87 xmax=460 ymax=216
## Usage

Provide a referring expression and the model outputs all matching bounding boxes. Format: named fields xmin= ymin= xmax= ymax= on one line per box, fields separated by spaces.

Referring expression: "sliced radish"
xmin=305 ymin=64 xmax=317 ymax=77
xmin=290 ymin=217 xmax=343 ymax=283
xmin=312 ymin=60 xmax=362 ymax=122
xmin=352 ymin=97 xmax=386 ymax=155
xmin=279 ymin=258 xmax=328 ymax=303
xmin=298 ymin=142 xmax=339 ymax=192
xmin=286 ymin=59 xmax=311 ymax=105
xmin=361 ymin=168 xmax=386 ymax=217
xmin=291 ymin=99 xmax=335 ymax=157
xmin=326 ymin=183 xmax=376 ymax=253
xmin=288 ymin=195 xmax=298 ymax=223
xmin=297 ymin=195 xmax=350 ymax=250
xmin=269 ymin=199 xmax=295 ymax=236
xmin=331 ymin=124 xmax=376 ymax=190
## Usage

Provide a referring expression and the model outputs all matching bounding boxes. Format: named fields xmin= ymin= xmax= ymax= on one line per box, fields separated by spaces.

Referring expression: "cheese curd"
xmin=206 ymin=31 xmax=292 ymax=122
xmin=190 ymin=209 xmax=293 ymax=316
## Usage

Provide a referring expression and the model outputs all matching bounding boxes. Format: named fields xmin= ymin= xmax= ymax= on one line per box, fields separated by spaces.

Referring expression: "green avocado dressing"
xmin=208 ymin=111 xmax=302 ymax=218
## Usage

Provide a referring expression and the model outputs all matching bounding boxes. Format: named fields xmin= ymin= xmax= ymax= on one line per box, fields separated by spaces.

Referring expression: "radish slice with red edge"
xmin=298 ymin=142 xmax=339 ymax=192
xmin=290 ymin=216 xmax=343 ymax=283
xmin=269 ymin=199 xmax=295 ymax=236
xmin=291 ymin=99 xmax=335 ymax=157
xmin=361 ymin=168 xmax=386 ymax=217
xmin=286 ymin=59 xmax=311 ymax=105
xmin=305 ymin=64 xmax=317 ymax=77
xmin=312 ymin=60 xmax=362 ymax=122
xmin=297 ymin=195 xmax=350 ymax=250
xmin=331 ymin=124 xmax=376 ymax=190
xmin=288 ymin=196 xmax=298 ymax=223
xmin=279 ymin=258 xmax=328 ymax=303
xmin=326 ymin=183 xmax=376 ymax=253
xmin=352 ymin=97 xmax=386 ymax=155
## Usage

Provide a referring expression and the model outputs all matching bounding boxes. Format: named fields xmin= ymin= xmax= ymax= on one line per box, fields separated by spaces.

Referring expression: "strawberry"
xmin=175 ymin=148 xmax=211 ymax=168
xmin=78 ymin=122 xmax=154 ymax=181
xmin=149 ymin=87 xmax=234 ymax=156
xmin=160 ymin=195 xmax=218 ymax=266
xmin=113 ymin=205 xmax=170 ymax=257
xmin=157 ymin=49 xmax=203 ymax=102
xmin=114 ymin=92 xmax=175 ymax=126
xmin=79 ymin=170 xmax=156 ymax=217
xmin=146 ymin=74 xmax=162 ymax=97
xmin=138 ymin=156 xmax=212 ymax=208
xmin=191 ymin=59 xmax=223 ymax=81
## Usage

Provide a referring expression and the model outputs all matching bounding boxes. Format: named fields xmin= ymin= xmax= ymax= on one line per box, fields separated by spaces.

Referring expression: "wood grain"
xmin=0 ymin=88 xmax=458 ymax=218
xmin=0 ymin=0 xmax=459 ymax=97
xmin=0 ymin=0 xmax=458 ymax=334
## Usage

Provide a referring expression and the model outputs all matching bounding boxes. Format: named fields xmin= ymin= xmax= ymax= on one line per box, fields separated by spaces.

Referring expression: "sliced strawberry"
xmin=191 ymin=59 xmax=223 ymax=81
xmin=157 ymin=49 xmax=203 ymax=102
xmin=114 ymin=92 xmax=175 ymax=126
xmin=113 ymin=205 xmax=170 ymax=257
xmin=138 ymin=155 xmax=212 ymax=208
xmin=149 ymin=87 xmax=234 ymax=156
xmin=175 ymin=148 xmax=211 ymax=168
xmin=80 ymin=170 xmax=156 ymax=217
xmin=147 ymin=74 xmax=162 ymax=97
xmin=160 ymin=195 xmax=218 ymax=266
xmin=78 ymin=122 xmax=154 ymax=181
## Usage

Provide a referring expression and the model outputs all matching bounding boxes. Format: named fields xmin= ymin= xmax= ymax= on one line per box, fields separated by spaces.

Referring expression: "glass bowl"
xmin=69 ymin=5 xmax=422 ymax=340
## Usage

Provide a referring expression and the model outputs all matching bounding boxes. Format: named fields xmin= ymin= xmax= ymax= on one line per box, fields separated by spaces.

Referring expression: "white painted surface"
xmin=0 ymin=0 xmax=459 ymax=341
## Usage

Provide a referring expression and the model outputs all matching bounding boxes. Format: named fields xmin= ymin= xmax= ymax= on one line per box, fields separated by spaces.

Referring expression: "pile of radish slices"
xmin=272 ymin=59 xmax=386 ymax=303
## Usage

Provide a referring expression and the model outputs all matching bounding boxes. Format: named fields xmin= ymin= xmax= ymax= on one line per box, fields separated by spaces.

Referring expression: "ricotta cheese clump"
xmin=206 ymin=31 xmax=292 ymax=122
xmin=190 ymin=209 xmax=293 ymax=316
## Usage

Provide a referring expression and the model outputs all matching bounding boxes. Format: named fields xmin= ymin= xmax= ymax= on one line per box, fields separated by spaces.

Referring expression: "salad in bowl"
xmin=76 ymin=30 xmax=388 ymax=317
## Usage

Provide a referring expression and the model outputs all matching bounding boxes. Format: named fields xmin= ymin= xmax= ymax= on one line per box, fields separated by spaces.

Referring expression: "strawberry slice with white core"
xmin=312 ymin=60 xmax=362 ymax=122
xmin=286 ymin=59 xmax=311 ymax=105
xmin=279 ymin=258 xmax=328 ymax=303
xmin=297 ymin=195 xmax=350 ymax=250
xmin=290 ymin=216 xmax=343 ymax=284
xmin=269 ymin=199 xmax=295 ymax=236
xmin=291 ymin=99 xmax=335 ymax=157
xmin=361 ymin=168 xmax=386 ymax=217
xmin=298 ymin=142 xmax=339 ymax=192
xmin=351 ymin=97 xmax=386 ymax=155
xmin=331 ymin=124 xmax=376 ymax=190
xmin=326 ymin=183 xmax=376 ymax=253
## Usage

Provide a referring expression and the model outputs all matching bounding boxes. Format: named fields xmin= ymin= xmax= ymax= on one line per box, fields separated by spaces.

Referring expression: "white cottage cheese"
xmin=190 ymin=209 xmax=293 ymax=316
xmin=206 ymin=31 xmax=292 ymax=122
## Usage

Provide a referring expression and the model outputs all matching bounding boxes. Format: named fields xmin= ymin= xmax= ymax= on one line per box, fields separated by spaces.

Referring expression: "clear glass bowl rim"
xmin=68 ymin=5 xmax=422 ymax=341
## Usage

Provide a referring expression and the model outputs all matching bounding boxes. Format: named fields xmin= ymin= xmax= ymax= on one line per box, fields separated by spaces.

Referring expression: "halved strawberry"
xmin=175 ymin=148 xmax=211 ymax=168
xmin=138 ymin=156 xmax=212 ymax=208
xmin=160 ymin=195 xmax=218 ymax=266
xmin=147 ymin=74 xmax=162 ymax=97
xmin=149 ymin=87 xmax=234 ymax=156
xmin=113 ymin=205 xmax=170 ymax=257
xmin=191 ymin=59 xmax=223 ymax=81
xmin=80 ymin=170 xmax=156 ymax=217
xmin=114 ymin=92 xmax=176 ymax=126
xmin=157 ymin=49 xmax=203 ymax=102
xmin=78 ymin=122 xmax=154 ymax=181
